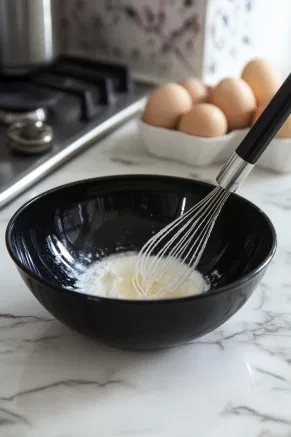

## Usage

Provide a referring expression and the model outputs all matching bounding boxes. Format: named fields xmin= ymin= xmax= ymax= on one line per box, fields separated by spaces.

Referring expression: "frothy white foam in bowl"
xmin=75 ymin=252 xmax=209 ymax=300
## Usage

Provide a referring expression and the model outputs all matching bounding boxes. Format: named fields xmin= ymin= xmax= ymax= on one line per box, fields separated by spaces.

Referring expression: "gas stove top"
xmin=0 ymin=56 xmax=152 ymax=209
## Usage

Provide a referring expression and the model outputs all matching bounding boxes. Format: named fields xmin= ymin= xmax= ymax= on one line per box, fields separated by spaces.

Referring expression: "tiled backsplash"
xmin=60 ymin=0 xmax=257 ymax=84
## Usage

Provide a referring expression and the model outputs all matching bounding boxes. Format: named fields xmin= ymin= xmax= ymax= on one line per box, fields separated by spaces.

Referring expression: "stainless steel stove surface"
xmin=0 ymin=56 xmax=152 ymax=209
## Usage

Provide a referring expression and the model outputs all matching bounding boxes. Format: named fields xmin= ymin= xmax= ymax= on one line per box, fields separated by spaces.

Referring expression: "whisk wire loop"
xmin=133 ymin=187 xmax=229 ymax=298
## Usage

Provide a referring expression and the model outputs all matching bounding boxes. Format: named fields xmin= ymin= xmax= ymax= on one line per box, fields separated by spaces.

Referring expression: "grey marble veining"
xmin=1 ymin=119 xmax=291 ymax=437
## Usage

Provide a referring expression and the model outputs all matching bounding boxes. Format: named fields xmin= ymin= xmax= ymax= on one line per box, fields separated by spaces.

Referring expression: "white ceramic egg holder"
xmin=139 ymin=120 xmax=291 ymax=174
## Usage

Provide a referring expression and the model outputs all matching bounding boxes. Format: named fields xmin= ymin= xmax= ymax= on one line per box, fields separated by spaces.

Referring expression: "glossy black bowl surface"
xmin=6 ymin=175 xmax=276 ymax=350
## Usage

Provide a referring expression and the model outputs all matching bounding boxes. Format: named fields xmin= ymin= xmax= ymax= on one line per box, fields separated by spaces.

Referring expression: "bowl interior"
xmin=7 ymin=175 xmax=276 ymax=294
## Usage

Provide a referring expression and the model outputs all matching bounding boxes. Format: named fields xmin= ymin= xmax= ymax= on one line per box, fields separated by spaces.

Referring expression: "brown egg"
xmin=178 ymin=103 xmax=227 ymax=137
xmin=210 ymin=78 xmax=256 ymax=131
xmin=253 ymin=103 xmax=291 ymax=138
xmin=242 ymin=58 xmax=281 ymax=104
xmin=143 ymin=83 xmax=192 ymax=129
xmin=207 ymin=85 xmax=214 ymax=101
xmin=179 ymin=78 xmax=209 ymax=104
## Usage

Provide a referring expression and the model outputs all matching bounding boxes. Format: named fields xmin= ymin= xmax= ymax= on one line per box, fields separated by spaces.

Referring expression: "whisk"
xmin=133 ymin=73 xmax=291 ymax=298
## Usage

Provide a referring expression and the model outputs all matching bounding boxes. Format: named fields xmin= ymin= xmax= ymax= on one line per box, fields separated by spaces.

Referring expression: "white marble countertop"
xmin=1 ymin=119 xmax=291 ymax=437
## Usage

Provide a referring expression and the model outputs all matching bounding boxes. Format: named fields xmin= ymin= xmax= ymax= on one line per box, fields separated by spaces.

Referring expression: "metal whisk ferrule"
xmin=216 ymin=152 xmax=254 ymax=192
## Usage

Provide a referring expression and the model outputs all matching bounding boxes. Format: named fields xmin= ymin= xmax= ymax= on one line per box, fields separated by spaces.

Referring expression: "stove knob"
xmin=7 ymin=120 xmax=54 ymax=155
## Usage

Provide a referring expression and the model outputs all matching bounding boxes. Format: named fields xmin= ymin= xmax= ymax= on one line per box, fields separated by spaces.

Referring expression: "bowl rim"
xmin=5 ymin=174 xmax=277 ymax=304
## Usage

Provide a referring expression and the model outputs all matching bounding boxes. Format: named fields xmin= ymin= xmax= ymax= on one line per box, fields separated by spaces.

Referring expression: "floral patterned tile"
xmin=60 ymin=0 xmax=256 ymax=83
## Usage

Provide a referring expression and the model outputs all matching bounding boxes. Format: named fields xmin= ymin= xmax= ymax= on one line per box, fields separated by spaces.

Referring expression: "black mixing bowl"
xmin=6 ymin=175 xmax=276 ymax=350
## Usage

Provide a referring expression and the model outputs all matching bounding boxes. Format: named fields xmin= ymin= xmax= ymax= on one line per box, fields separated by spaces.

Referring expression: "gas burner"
xmin=7 ymin=120 xmax=53 ymax=155
xmin=0 ymin=55 xmax=152 ymax=208
xmin=0 ymin=81 xmax=59 ymax=125
xmin=0 ymin=108 xmax=47 ymax=125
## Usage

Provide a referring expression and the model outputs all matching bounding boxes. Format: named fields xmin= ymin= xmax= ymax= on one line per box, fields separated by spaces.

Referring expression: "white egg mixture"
xmin=76 ymin=252 xmax=209 ymax=300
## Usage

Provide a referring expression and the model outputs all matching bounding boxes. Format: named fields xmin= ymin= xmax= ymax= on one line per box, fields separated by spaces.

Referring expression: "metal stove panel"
xmin=0 ymin=56 xmax=153 ymax=209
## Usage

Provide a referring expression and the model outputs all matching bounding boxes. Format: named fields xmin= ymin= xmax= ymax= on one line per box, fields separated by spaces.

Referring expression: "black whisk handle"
xmin=236 ymin=72 xmax=291 ymax=164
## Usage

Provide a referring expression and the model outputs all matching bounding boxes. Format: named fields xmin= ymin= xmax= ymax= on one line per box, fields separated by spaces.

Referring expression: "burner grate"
xmin=0 ymin=55 xmax=153 ymax=209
